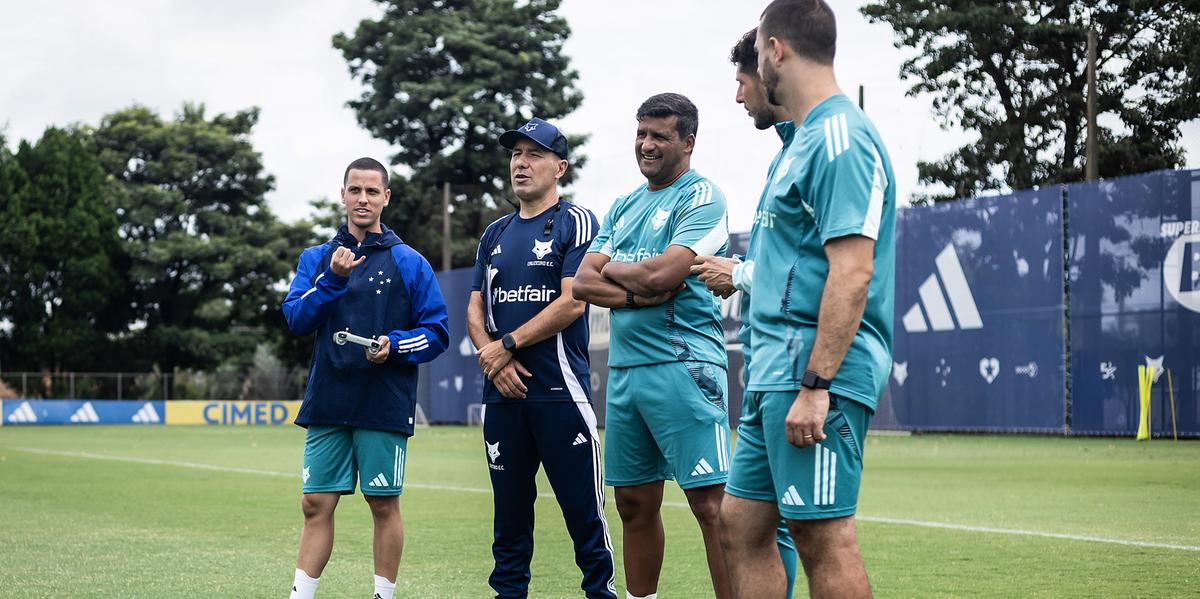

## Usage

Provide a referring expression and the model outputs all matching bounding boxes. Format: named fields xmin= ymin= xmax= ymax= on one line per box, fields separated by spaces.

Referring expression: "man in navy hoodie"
xmin=282 ymin=157 xmax=449 ymax=599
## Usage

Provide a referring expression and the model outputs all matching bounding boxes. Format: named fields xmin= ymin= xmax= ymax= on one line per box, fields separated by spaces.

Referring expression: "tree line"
xmin=2 ymin=0 xmax=1196 ymax=383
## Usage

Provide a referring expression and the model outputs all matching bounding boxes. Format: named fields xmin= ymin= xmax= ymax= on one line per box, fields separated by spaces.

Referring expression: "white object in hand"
xmin=333 ymin=330 xmax=382 ymax=355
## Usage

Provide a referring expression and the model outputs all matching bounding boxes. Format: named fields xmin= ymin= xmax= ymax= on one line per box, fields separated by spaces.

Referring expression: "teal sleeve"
xmin=810 ymin=124 xmax=887 ymax=244
xmin=588 ymin=200 xmax=616 ymax=256
xmin=669 ymin=182 xmax=728 ymax=256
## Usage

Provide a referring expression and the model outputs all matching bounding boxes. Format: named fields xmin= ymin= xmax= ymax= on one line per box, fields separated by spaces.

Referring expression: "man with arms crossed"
xmin=282 ymin=157 xmax=450 ymax=599
xmin=692 ymin=27 xmax=799 ymax=599
xmin=574 ymin=93 xmax=733 ymax=599
xmin=722 ymin=2 xmax=897 ymax=597
xmin=466 ymin=117 xmax=615 ymax=599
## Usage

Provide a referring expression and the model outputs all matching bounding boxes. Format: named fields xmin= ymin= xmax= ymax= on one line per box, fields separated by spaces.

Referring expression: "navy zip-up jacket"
xmin=282 ymin=224 xmax=449 ymax=435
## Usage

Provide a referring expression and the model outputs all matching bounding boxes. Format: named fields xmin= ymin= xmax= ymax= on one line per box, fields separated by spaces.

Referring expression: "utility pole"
xmin=1086 ymin=29 xmax=1098 ymax=181
xmin=441 ymin=182 xmax=451 ymax=271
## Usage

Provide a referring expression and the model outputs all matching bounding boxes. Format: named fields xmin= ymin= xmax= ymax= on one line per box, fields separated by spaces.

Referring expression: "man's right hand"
xmin=492 ymin=358 xmax=532 ymax=399
xmin=330 ymin=246 xmax=366 ymax=277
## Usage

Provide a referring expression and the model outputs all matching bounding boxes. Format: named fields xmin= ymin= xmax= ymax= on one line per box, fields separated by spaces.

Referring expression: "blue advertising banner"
xmin=429 ymin=268 xmax=488 ymax=424
xmin=887 ymin=188 xmax=1066 ymax=432
xmin=1067 ymin=170 xmax=1200 ymax=437
xmin=2 ymin=399 xmax=165 ymax=425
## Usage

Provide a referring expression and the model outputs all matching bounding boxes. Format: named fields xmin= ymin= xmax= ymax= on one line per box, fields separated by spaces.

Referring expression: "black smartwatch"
xmin=800 ymin=370 xmax=832 ymax=390
xmin=501 ymin=333 xmax=517 ymax=352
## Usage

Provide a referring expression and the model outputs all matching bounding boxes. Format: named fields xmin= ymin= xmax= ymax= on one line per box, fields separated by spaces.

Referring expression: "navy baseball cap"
xmin=498 ymin=117 xmax=570 ymax=160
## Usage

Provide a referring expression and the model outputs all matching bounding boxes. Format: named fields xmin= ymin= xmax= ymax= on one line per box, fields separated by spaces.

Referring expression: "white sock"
xmin=373 ymin=574 xmax=396 ymax=599
xmin=627 ymin=593 xmax=657 ymax=599
xmin=290 ymin=568 xmax=320 ymax=599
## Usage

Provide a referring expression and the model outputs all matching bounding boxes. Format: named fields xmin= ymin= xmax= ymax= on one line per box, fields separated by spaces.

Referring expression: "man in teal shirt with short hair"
xmin=574 ymin=92 xmax=733 ymax=599
xmin=721 ymin=1 xmax=897 ymax=598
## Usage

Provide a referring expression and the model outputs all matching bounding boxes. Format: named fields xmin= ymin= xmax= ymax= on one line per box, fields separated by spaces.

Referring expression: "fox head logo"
xmin=532 ymin=239 xmax=553 ymax=260
xmin=486 ymin=441 xmax=500 ymax=463
xmin=651 ymin=207 xmax=671 ymax=231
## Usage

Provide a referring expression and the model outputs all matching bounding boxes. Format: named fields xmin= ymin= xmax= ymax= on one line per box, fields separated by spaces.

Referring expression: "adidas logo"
xmin=368 ymin=473 xmax=390 ymax=488
xmin=813 ymin=443 xmax=837 ymax=506
xmin=70 ymin=401 xmax=100 ymax=423
xmin=7 ymin=400 xmax=37 ymax=423
xmin=572 ymin=433 xmax=587 ymax=446
xmin=691 ymin=458 xmax=715 ymax=477
xmin=491 ymin=243 xmax=502 ymax=256
xmin=131 ymin=402 xmax=160 ymax=423
xmin=781 ymin=485 xmax=805 ymax=506
xmin=901 ymin=243 xmax=983 ymax=333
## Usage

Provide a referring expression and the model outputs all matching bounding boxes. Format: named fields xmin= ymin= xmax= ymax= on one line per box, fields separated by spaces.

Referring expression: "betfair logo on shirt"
xmin=612 ymin=247 xmax=662 ymax=263
xmin=492 ymin=284 xmax=558 ymax=304
xmin=754 ymin=209 xmax=777 ymax=229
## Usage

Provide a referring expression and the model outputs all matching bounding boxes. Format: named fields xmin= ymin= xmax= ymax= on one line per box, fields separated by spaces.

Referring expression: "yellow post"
xmin=1136 ymin=365 xmax=1152 ymax=441
xmin=1167 ymin=369 xmax=1178 ymax=442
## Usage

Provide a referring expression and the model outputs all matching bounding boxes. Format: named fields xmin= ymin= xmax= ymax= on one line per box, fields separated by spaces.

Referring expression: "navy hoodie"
xmin=282 ymin=224 xmax=449 ymax=435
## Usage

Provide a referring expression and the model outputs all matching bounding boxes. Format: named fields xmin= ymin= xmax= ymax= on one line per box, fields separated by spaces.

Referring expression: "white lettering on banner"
xmin=1162 ymin=233 xmax=1200 ymax=313
xmin=491 ymin=285 xmax=557 ymax=304
xmin=1160 ymin=221 xmax=1200 ymax=238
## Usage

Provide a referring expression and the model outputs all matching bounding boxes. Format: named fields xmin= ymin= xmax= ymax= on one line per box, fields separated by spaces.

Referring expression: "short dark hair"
xmin=730 ymin=28 xmax=759 ymax=74
xmin=343 ymin=157 xmax=389 ymax=186
xmin=635 ymin=93 xmax=699 ymax=139
xmin=760 ymin=0 xmax=837 ymax=66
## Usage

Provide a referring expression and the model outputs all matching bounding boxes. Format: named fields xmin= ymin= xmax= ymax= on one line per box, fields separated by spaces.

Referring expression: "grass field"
xmin=0 ymin=425 xmax=1197 ymax=598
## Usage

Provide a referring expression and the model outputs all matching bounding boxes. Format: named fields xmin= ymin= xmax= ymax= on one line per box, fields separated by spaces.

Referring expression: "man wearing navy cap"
xmin=466 ymin=117 xmax=615 ymax=599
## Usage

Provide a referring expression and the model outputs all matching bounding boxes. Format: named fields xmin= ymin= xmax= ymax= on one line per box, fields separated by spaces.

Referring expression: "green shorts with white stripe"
xmin=604 ymin=361 xmax=730 ymax=490
xmin=302 ymin=425 xmax=410 ymax=496
xmin=727 ymin=392 xmax=871 ymax=520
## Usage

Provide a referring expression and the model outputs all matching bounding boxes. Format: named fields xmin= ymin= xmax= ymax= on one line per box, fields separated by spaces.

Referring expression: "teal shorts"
xmin=302 ymin=425 xmax=410 ymax=496
xmin=727 ymin=392 xmax=871 ymax=520
xmin=604 ymin=361 xmax=730 ymax=490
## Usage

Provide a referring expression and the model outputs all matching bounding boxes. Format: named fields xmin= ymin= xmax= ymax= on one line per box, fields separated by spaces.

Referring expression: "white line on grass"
xmin=9 ymin=446 xmax=1199 ymax=553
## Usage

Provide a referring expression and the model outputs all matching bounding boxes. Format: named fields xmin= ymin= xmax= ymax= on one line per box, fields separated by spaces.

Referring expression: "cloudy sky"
xmin=3 ymin=0 xmax=1197 ymax=233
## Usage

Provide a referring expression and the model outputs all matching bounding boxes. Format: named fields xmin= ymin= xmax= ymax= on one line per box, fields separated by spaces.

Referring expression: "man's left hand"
xmin=691 ymin=255 xmax=737 ymax=298
xmin=477 ymin=339 xmax=513 ymax=377
xmin=785 ymin=387 xmax=829 ymax=448
xmin=367 ymin=335 xmax=390 ymax=364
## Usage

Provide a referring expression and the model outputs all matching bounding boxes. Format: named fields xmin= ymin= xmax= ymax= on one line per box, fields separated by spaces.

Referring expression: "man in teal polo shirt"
xmin=574 ymin=93 xmax=732 ymax=599
xmin=720 ymin=1 xmax=898 ymax=598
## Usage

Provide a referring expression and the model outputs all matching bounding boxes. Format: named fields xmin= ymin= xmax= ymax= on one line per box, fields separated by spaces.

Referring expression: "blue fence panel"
xmin=428 ymin=268 xmax=487 ymax=424
xmin=887 ymin=188 xmax=1066 ymax=432
xmin=1067 ymin=170 xmax=1200 ymax=437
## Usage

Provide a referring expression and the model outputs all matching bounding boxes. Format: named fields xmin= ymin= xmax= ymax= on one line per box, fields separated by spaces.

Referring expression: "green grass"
xmin=0 ymin=426 xmax=1197 ymax=598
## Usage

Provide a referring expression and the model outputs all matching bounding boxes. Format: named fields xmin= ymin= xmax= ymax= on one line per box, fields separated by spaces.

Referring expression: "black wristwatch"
xmin=800 ymin=370 xmax=832 ymax=390
xmin=624 ymin=290 xmax=636 ymax=308
xmin=501 ymin=333 xmax=517 ymax=352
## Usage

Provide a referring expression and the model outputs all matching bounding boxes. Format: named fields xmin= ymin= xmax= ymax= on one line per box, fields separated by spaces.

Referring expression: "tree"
xmin=862 ymin=1 xmax=1200 ymax=201
xmin=91 ymin=104 xmax=311 ymax=381
xmin=0 ymin=128 xmax=129 ymax=372
xmin=333 ymin=0 xmax=586 ymax=267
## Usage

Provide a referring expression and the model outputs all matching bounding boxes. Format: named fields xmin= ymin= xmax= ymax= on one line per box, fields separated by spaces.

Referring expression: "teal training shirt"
xmin=589 ymin=169 xmax=730 ymax=368
xmin=747 ymin=95 xmax=896 ymax=409
xmin=738 ymin=121 xmax=799 ymax=372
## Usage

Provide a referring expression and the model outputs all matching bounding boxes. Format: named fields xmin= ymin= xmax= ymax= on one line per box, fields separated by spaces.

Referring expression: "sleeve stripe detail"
xmin=569 ymin=206 xmax=594 ymax=247
xmin=299 ymin=272 xmax=325 ymax=300
xmin=397 ymin=341 xmax=430 ymax=354
xmin=395 ymin=334 xmax=428 ymax=349
xmin=862 ymin=145 xmax=886 ymax=240
xmin=690 ymin=182 xmax=713 ymax=209
xmin=688 ymin=213 xmax=729 ymax=257
xmin=824 ymin=113 xmax=851 ymax=161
